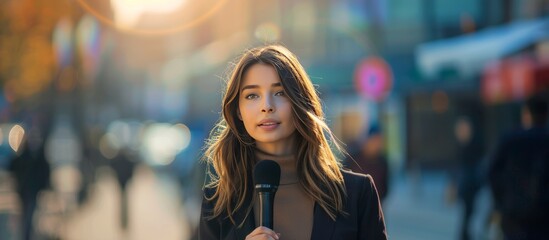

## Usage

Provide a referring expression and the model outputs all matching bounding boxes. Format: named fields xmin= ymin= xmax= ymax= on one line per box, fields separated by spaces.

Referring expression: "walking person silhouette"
xmin=488 ymin=94 xmax=549 ymax=240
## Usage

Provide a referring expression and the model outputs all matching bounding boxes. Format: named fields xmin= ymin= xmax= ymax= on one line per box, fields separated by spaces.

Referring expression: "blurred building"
xmin=2 ymin=0 xmax=549 ymax=185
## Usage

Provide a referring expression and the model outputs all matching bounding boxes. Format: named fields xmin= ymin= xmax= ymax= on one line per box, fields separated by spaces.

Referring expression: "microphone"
xmin=253 ymin=160 xmax=281 ymax=229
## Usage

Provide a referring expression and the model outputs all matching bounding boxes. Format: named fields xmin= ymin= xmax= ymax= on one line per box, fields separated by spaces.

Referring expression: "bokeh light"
xmin=432 ymin=90 xmax=449 ymax=113
xmin=172 ymin=123 xmax=191 ymax=152
xmin=99 ymin=132 xmax=121 ymax=159
xmin=8 ymin=124 xmax=25 ymax=153
xmin=141 ymin=123 xmax=191 ymax=166
xmin=110 ymin=0 xmax=188 ymax=28
xmin=107 ymin=120 xmax=132 ymax=147
xmin=77 ymin=0 xmax=227 ymax=35
xmin=45 ymin=123 xmax=83 ymax=166
xmin=51 ymin=165 xmax=82 ymax=194
xmin=76 ymin=14 xmax=102 ymax=82
xmin=254 ymin=22 xmax=281 ymax=43
xmin=52 ymin=17 xmax=73 ymax=68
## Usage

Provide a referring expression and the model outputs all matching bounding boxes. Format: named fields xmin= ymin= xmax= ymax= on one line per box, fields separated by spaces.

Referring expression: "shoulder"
xmin=342 ymin=169 xmax=374 ymax=184
xmin=339 ymin=169 xmax=386 ymax=236
xmin=341 ymin=169 xmax=376 ymax=196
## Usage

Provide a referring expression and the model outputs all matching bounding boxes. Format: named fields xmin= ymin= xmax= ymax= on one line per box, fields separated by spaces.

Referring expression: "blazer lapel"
xmin=310 ymin=203 xmax=336 ymax=240
xmin=232 ymin=187 xmax=256 ymax=240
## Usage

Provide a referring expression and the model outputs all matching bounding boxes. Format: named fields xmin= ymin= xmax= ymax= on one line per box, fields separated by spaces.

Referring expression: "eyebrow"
xmin=240 ymin=82 xmax=282 ymax=91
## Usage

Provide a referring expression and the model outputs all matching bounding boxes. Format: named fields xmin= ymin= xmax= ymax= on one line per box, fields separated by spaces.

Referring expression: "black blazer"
xmin=199 ymin=170 xmax=387 ymax=239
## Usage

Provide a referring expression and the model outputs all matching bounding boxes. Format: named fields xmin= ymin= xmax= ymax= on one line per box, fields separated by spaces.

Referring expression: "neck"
xmin=254 ymin=148 xmax=298 ymax=185
xmin=254 ymin=147 xmax=293 ymax=158
xmin=255 ymin=132 xmax=297 ymax=155
xmin=255 ymin=147 xmax=295 ymax=168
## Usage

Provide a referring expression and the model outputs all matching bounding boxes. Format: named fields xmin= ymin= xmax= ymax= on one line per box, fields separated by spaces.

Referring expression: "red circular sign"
xmin=354 ymin=57 xmax=393 ymax=101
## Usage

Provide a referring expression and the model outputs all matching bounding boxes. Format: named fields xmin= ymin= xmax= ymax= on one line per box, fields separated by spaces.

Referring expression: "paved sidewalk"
xmin=383 ymin=172 xmax=460 ymax=240
xmin=383 ymin=171 xmax=499 ymax=240
xmin=3 ymin=166 xmax=498 ymax=240
xmin=61 ymin=165 xmax=192 ymax=240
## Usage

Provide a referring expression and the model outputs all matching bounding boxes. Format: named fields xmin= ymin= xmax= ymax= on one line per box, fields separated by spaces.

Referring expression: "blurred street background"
xmin=1 ymin=0 xmax=549 ymax=239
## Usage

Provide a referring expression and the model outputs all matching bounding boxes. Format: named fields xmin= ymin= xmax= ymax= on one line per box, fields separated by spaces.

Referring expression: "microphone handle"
xmin=258 ymin=192 xmax=275 ymax=229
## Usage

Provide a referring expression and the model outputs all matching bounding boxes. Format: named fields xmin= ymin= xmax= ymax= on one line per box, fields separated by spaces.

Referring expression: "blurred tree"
xmin=0 ymin=0 xmax=74 ymax=102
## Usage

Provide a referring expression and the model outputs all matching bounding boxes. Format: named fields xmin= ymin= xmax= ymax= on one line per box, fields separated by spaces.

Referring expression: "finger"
xmin=246 ymin=227 xmax=279 ymax=240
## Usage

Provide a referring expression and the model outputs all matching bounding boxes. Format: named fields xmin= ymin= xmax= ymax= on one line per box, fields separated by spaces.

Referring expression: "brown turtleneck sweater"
xmin=253 ymin=149 xmax=314 ymax=239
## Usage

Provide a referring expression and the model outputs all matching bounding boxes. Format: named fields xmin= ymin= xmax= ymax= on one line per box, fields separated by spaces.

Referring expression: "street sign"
xmin=354 ymin=57 xmax=393 ymax=101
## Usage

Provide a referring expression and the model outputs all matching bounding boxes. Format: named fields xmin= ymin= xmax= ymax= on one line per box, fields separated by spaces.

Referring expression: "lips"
xmin=258 ymin=122 xmax=278 ymax=126
xmin=258 ymin=119 xmax=280 ymax=128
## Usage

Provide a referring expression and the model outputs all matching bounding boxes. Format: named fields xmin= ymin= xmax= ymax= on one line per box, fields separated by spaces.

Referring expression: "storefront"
xmin=409 ymin=17 xmax=549 ymax=169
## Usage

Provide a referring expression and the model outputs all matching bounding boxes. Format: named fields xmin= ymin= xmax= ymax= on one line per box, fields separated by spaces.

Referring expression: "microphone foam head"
xmin=253 ymin=160 xmax=281 ymax=192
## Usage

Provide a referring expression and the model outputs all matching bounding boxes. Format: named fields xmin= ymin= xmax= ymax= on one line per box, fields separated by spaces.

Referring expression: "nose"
xmin=262 ymin=107 xmax=274 ymax=113
xmin=261 ymin=96 xmax=275 ymax=113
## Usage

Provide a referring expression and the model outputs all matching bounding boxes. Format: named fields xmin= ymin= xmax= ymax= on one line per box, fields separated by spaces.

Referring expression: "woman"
xmin=199 ymin=45 xmax=387 ymax=240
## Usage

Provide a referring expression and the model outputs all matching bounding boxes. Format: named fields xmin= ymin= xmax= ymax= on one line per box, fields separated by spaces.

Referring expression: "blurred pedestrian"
xmin=199 ymin=45 xmax=387 ymax=239
xmin=453 ymin=116 xmax=484 ymax=240
xmin=345 ymin=124 xmax=390 ymax=203
xmin=110 ymin=147 xmax=136 ymax=230
xmin=488 ymin=94 xmax=549 ymax=240
xmin=8 ymin=130 xmax=51 ymax=240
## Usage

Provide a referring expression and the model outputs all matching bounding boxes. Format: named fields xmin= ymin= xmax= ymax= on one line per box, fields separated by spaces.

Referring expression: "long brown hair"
xmin=203 ymin=45 xmax=346 ymax=224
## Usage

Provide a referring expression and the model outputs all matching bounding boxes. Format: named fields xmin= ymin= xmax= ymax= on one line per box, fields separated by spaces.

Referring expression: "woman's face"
xmin=238 ymin=63 xmax=296 ymax=152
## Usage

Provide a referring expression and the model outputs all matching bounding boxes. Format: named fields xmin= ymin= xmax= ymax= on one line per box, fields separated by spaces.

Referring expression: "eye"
xmin=274 ymin=91 xmax=286 ymax=97
xmin=244 ymin=93 xmax=258 ymax=100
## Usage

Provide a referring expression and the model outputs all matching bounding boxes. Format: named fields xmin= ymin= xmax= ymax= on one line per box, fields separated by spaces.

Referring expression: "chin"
xmin=254 ymin=138 xmax=282 ymax=144
xmin=256 ymin=135 xmax=294 ymax=145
